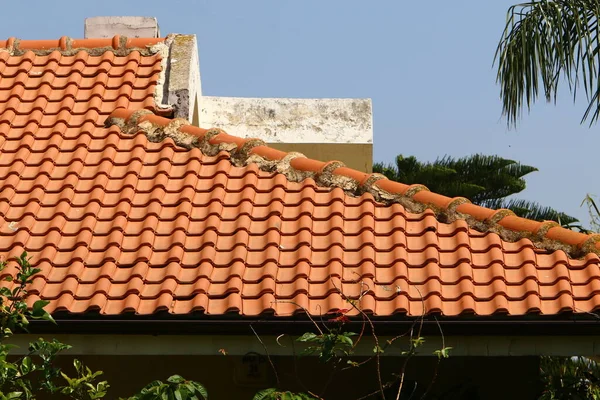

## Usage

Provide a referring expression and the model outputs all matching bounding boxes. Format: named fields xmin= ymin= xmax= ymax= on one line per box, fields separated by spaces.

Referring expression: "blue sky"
xmin=0 ymin=1 xmax=596 ymax=226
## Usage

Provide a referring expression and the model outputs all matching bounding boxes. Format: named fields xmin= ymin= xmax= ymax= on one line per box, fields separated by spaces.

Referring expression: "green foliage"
xmin=297 ymin=330 xmax=356 ymax=363
xmin=0 ymin=252 xmax=211 ymax=400
xmin=124 ymin=375 xmax=208 ymax=400
xmin=496 ymin=0 xmax=600 ymax=126
xmin=374 ymin=154 xmax=535 ymax=202
xmin=410 ymin=336 xmax=425 ymax=348
xmin=60 ymin=359 xmax=109 ymax=399
xmin=372 ymin=345 xmax=385 ymax=355
xmin=539 ymin=356 xmax=600 ymax=399
xmin=433 ymin=347 xmax=453 ymax=360
xmin=253 ymin=388 xmax=318 ymax=400
xmin=582 ymin=194 xmax=600 ymax=232
xmin=0 ymin=252 xmax=109 ymax=399
xmin=485 ymin=198 xmax=578 ymax=226
xmin=373 ymin=154 xmax=578 ymax=226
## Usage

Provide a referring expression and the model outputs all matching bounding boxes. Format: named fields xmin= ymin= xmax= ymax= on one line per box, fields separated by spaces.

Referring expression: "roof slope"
xmin=0 ymin=37 xmax=600 ymax=318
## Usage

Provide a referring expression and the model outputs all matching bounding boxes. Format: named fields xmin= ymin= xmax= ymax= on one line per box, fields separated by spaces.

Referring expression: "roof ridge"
xmin=106 ymin=108 xmax=600 ymax=260
xmin=0 ymin=35 xmax=164 ymax=56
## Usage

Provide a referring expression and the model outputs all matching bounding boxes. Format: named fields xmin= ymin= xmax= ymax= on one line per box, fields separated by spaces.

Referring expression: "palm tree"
xmin=496 ymin=0 xmax=600 ymax=125
xmin=374 ymin=154 xmax=579 ymax=226
xmin=539 ymin=356 xmax=600 ymax=399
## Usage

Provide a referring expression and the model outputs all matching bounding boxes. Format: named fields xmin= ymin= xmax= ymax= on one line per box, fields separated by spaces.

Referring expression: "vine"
xmin=251 ymin=277 xmax=452 ymax=400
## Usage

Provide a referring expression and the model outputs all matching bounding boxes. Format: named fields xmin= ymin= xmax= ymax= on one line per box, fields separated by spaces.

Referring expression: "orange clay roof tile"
xmin=0 ymin=37 xmax=599 ymax=318
xmin=0 ymin=36 xmax=164 ymax=54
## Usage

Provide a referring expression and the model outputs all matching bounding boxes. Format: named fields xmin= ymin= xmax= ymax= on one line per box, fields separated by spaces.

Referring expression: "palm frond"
xmin=444 ymin=154 xmax=516 ymax=176
xmin=495 ymin=0 xmax=600 ymax=125
xmin=374 ymin=154 xmax=537 ymax=202
xmin=482 ymin=197 xmax=580 ymax=225
xmin=374 ymin=153 xmax=579 ymax=229
xmin=582 ymin=193 xmax=600 ymax=231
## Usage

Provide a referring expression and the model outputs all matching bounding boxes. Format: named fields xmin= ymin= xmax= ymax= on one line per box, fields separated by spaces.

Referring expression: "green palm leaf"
xmin=374 ymin=153 xmax=579 ymax=227
xmin=482 ymin=198 xmax=580 ymax=225
xmin=496 ymin=0 xmax=600 ymax=125
xmin=374 ymin=154 xmax=537 ymax=201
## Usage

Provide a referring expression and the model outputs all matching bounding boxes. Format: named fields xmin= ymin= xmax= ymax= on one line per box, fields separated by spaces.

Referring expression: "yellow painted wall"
xmin=269 ymin=143 xmax=373 ymax=173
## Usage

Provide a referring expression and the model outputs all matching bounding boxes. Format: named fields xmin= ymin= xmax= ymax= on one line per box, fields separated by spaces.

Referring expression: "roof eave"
xmin=26 ymin=313 xmax=600 ymax=337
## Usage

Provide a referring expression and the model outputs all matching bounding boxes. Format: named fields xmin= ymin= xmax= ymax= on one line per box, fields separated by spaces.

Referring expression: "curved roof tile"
xmin=0 ymin=37 xmax=599 ymax=318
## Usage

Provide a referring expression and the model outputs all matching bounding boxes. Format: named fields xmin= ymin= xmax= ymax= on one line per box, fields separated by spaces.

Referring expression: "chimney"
xmin=84 ymin=16 xmax=160 ymax=38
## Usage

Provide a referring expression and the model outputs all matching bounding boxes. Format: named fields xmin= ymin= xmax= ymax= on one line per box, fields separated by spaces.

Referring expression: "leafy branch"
xmin=0 ymin=252 xmax=108 ymax=399
xmin=0 ymin=252 xmax=209 ymax=400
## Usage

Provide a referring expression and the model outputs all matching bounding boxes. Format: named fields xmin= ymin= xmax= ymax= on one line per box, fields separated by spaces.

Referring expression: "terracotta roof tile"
xmin=1 ymin=37 xmax=600 ymax=318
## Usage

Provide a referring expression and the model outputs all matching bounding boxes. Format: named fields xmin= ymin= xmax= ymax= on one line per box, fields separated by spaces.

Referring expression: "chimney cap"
xmin=84 ymin=16 xmax=160 ymax=39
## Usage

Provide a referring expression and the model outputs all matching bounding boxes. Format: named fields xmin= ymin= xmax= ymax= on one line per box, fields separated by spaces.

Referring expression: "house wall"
xmin=198 ymin=96 xmax=374 ymax=173
xmin=269 ymin=142 xmax=373 ymax=172
xmin=45 ymin=355 xmax=540 ymax=400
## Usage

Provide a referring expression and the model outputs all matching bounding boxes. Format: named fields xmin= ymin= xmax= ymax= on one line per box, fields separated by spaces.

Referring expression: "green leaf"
xmin=337 ymin=334 xmax=354 ymax=347
xmin=61 ymin=371 xmax=74 ymax=386
xmin=253 ymin=388 xmax=277 ymax=400
xmin=495 ymin=0 xmax=600 ymax=126
xmin=433 ymin=346 xmax=453 ymax=359
xmin=411 ymin=336 xmax=425 ymax=348
xmin=252 ymin=389 xmax=318 ymax=400
xmin=193 ymin=383 xmax=208 ymax=399
xmin=167 ymin=375 xmax=185 ymax=384
xmin=20 ymin=356 xmax=32 ymax=374
xmin=296 ymin=332 xmax=318 ymax=342
xmin=30 ymin=300 xmax=55 ymax=323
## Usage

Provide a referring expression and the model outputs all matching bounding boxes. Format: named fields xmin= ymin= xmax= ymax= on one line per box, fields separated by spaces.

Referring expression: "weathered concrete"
xmin=164 ymin=34 xmax=202 ymax=123
xmin=149 ymin=41 xmax=172 ymax=113
xmin=199 ymin=96 xmax=373 ymax=144
xmin=84 ymin=16 xmax=160 ymax=38
xmin=198 ymin=96 xmax=373 ymax=171
xmin=84 ymin=17 xmax=372 ymax=165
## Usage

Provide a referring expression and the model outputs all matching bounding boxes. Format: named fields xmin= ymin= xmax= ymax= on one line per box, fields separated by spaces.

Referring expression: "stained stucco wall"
xmin=199 ymin=96 xmax=374 ymax=173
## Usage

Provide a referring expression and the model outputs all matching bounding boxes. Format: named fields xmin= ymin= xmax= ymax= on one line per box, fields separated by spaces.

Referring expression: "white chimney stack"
xmin=84 ymin=16 xmax=160 ymax=38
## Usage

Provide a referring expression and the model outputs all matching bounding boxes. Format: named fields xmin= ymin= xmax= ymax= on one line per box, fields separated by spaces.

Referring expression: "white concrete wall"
xmin=165 ymin=34 xmax=201 ymax=122
xmin=198 ymin=96 xmax=373 ymax=144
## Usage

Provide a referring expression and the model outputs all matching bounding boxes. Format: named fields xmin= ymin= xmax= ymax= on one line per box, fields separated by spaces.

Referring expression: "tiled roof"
xmin=1 ymin=37 xmax=600 ymax=318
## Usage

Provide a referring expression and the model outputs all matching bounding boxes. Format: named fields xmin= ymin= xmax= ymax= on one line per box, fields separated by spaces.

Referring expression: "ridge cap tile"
xmin=0 ymin=36 xmax=165 ymax=56
xmin=107 ymin=108 xmax=597 ymax=261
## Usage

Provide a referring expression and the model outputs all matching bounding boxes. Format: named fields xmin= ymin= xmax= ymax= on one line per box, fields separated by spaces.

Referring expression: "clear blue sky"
xmin=0 ymin=1 xmax=596 ymax=226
